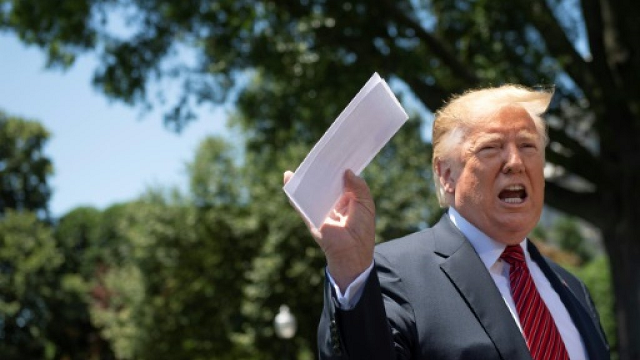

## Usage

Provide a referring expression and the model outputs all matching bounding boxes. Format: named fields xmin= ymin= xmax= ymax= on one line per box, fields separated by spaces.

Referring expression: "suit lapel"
xmin=527 ymin=241 xmax=610 ymax=359
xmin=433 ymin=217 xmax=532 ymax=360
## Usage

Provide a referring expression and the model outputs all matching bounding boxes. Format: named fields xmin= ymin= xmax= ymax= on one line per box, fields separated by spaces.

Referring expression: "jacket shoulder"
xmin=375 ymin=227 xmax=435 ymax=259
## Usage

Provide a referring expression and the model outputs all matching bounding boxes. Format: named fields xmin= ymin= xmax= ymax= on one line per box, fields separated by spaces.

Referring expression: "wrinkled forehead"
xmin=466 ymin=104 xmax=541 ymax=138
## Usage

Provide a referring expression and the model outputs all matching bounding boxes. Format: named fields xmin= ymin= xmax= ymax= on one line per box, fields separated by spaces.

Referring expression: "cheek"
xmin=457 ymin=167 xmax=488 ymax=201
xmin=533 ymin=180 xmax=545 ymax=204
xmin=528 ymin=161 xmax=546 ymax=192
xmin=468 ymin=162 xmax=497 ymax=188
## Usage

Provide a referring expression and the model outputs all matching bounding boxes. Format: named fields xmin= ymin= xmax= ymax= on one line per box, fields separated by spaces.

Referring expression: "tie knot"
xmin=500 ymin=245 xmax=525 ymax=265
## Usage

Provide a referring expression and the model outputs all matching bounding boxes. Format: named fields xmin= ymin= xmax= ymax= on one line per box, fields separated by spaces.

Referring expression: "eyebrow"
xmin=473 ymin=133 xmax=502 ymax=143
xmin=470 ymin=130 xmax=540 ymax=147
xmin=515 ymin=130 xmax=539 ymax=142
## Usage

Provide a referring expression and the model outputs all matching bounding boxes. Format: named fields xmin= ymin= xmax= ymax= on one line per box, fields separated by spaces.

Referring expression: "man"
xmin=284 ymin=84 xmax=609 ymax=359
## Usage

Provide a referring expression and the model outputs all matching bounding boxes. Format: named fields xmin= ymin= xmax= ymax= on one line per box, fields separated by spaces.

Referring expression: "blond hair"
xmin=432 ymin=84 xmax=554 ymax=207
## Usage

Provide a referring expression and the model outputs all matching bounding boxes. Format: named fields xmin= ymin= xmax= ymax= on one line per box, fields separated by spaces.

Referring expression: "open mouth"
xmin=498 ymin=184 xmax=527 ymax=204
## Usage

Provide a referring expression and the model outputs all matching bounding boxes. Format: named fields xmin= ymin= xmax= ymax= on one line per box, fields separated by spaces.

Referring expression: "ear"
xmin=435 ymin=158 xmax=456 ymax=194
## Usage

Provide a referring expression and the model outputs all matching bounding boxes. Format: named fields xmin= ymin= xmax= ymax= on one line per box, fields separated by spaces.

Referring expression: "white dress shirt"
xmin=328 ymin=208 xmax=588 ymax=359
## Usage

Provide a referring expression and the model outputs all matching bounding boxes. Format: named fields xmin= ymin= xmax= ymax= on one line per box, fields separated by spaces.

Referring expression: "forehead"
xmin=468 ymin=105 xmax=539 ymax=138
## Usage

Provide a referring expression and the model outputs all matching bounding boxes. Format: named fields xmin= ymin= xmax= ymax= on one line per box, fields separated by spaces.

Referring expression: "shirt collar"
xmin=447 ymin=207 xmax=528 ymax=270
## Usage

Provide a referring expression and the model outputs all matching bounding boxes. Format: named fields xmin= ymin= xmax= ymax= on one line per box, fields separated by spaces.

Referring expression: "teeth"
xmin=505 ymin=185 xmax=524 ymax=191
xmin=503 ymin=198 xmax=524 ymax=204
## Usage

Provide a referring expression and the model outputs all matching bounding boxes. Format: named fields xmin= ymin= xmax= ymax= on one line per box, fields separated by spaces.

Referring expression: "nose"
xmin=502 ymin=144 xmax=524 ymax=174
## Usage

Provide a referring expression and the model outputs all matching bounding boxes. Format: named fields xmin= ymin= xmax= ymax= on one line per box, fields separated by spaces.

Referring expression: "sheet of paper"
xmin=283 ymin=72 xmax=409 ymax=229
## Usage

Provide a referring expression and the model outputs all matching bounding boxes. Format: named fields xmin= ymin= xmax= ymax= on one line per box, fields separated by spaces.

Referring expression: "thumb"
xmin=283 ymin=170 xmax=294 ymax=185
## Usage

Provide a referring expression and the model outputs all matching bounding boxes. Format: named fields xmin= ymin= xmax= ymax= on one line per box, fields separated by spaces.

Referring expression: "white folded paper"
xmin=283 ymin=72 xmax=409 ymax=229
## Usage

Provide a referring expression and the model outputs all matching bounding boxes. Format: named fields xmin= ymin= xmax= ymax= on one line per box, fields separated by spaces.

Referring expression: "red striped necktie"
xmin=501 ymin=245 xmax=569 ymax=360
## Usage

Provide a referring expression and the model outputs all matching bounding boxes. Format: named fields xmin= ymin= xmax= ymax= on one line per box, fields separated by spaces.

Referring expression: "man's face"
xmin=440 ymin=105 xmax=545 ymax=245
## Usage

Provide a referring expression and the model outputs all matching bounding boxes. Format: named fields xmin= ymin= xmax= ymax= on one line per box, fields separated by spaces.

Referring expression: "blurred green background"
xmin=1 ymin=0 xmax=638 ymax=359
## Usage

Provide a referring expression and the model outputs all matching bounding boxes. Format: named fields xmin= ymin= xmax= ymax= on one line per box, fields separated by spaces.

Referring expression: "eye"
xmin=477 ymin=143 xmax=501 ymax=154
xmin=479 ymin=143 xmax=501 ymax=151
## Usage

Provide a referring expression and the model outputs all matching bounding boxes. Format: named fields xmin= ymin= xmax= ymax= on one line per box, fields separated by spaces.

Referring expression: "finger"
xmin=334 ymin=194 xmax=350 ymax=213
xmin=283 ymin=170 xmax=294 ymax=185
xmin=328 ymin=209 xmax=341 ymax=221
xmin=344 ymin=170 xmax=371 ymax=200
xmin=282 ymin=173 xmax=323 ymax=237
xmin=282 ymin=170 xmax=313 ymax=228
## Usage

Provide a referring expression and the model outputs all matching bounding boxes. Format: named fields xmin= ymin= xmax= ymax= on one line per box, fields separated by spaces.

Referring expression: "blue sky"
xmin=0 ymin=33 xmax=230 ymax=217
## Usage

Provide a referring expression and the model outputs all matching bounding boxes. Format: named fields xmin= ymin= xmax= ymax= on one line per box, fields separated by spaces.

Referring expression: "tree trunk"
xmin=601 ymin=188 xmax=640 ymax=360
xmin=603 ymin=225 xmax=640 ymax=360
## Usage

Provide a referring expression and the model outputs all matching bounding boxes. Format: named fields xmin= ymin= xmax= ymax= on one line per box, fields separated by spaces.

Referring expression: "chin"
xmin=494 ymin=216 xmax=536 ymax=235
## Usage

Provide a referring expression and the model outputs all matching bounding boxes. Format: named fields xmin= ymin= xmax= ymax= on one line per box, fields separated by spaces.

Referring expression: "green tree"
xmin=188 ymin=137 xmax=242 ymax=208
xmin=552 ymin=216 xmax=593 ymax=263
xmin=52 ymin=207 xmax=115 ymax=359
xmin=572 ymin=257 xmax=618 ymax=358
xmin=0 ymin=111 xmax=53 ymax=219
xmin=4 ymin=0 xmax=640 ymax=357
xmin=85 ymin=184 xmax=263 ymax=359
xmin=0 ymin=114 xmax=100 ymax=359
xmin=0 ymin=113 xmax=113 ymax=359
xmin=0 ymin=210 xmax=61 ymax=359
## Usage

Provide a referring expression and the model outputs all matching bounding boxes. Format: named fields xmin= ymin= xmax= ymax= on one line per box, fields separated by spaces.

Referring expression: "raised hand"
xmin=284 ymin=170 xmax=376 ymax=291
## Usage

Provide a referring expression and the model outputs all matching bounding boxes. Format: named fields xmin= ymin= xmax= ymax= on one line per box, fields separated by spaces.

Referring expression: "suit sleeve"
xmin=317 ymin=253 xmax=417 ymax=359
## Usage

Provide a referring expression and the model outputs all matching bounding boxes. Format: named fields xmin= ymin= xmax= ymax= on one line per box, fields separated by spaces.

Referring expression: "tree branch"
xmin=524 ymin=0 xmax=599 ymax=101
xmin=579 ymin=0 xmax=621 ymax=104
xmin=401 ymin=75 xmax=450 ymax=112
xmin=544 ymin=181 xmax=602 ymax=227
xmin=587 ymin=0 xmax=640 ymax=125
xmin=545 ymin=151 xmax=596 ymax=188
xmin=599 ymin=0 xmax=640 ymax=76
xmin=380 ymin=0 xmax=480 ymax=86
xmin=546 ymin=126 xmax=603 ymax=185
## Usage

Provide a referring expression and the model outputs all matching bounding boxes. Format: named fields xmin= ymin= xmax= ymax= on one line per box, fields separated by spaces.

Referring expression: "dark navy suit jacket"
xmin=318 ymin=215 xmax=609 ymax=359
